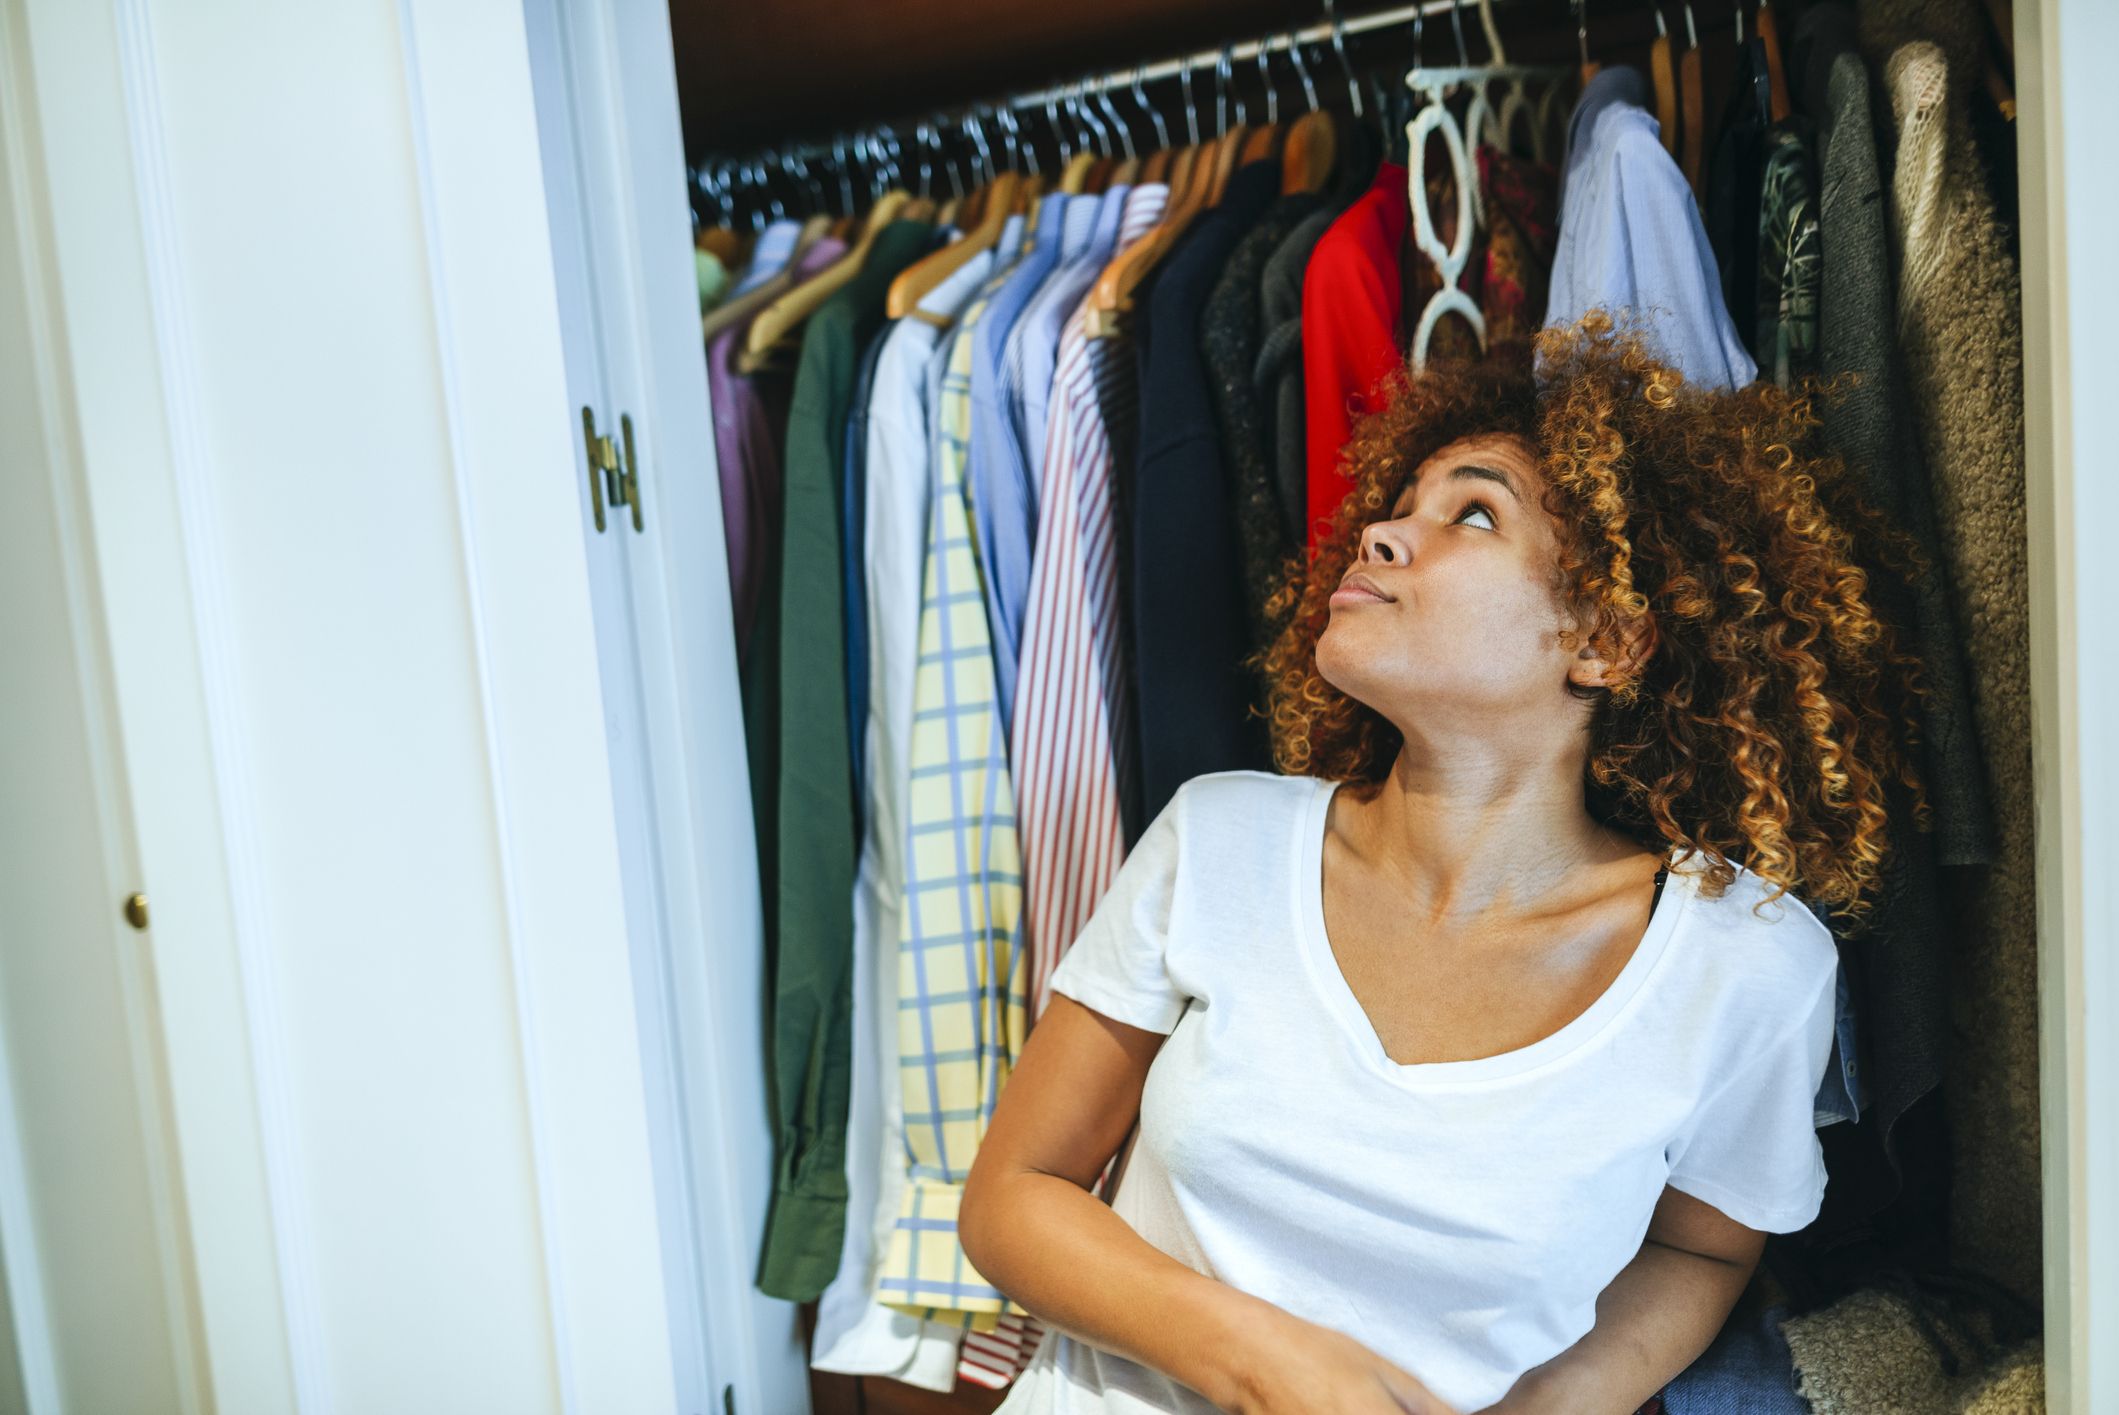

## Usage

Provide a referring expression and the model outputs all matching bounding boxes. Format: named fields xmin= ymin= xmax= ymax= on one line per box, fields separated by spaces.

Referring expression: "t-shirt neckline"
xmin=1293 ymin=775 xmax=1691 ymax=1088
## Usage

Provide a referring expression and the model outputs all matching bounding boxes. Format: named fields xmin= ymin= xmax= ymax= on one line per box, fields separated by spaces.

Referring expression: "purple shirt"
xmin=707 ymin=234 xmax=848 ymax=661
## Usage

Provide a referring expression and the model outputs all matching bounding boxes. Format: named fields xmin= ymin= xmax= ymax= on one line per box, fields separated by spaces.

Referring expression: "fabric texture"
xmin=1705 ymin=37 xmax=1774 ymax=356
xmin=756 ymin=218 xmax=934 ymax=1302
xmin=1662 ymin=1302 xmax=1808 ymax=1415
xmin=1006 ymin=193 xmax=1111 ymax=509
xmin=996 ymin=770 xmax=1839 ymax=1415
xmin=1476 ymin=144 xmax=1561 ymax=351
xmin=842 ymin=320 xmax=896 ymax=829
xmin=1734 ymin=8 xmax=1998 ymax=1280
xmin=1781 ymin=1288 xmax=2043 ymax=1414
xmin=708 ymin=236 xmax=848 ymax=668
xmin=1202 ymin=190 xmax=1328 ymax=659
xmin=1132 ymin=158 xmax=1282 ymax=828
xmin=1258 ymin=205 xmax=1338 ymax=556
xmin=963 ymin=205 xmax=1061 ymax=732
xmin=1013 ymin=181 xmax=1169 ymax=1023
xmin=1547 ymin=66 xmax=1758 ymax=389
xmin=696 ymin=244 xmax=730 ymax=311
xmin=1861 ymin=3 xmax=2039 ymax=1304
xmin=809 ymin=246 xmax=1000 ymax=1388
xmin=1302 ymin=162 xmax=1409 ymax=549
xmin=731 ymin=216 xmax=802 ymax=296
xmin=873 ymin=277 xmax=1032 ymax=1342
xmin=1754 ymin=121 xmax=1821 ymax=388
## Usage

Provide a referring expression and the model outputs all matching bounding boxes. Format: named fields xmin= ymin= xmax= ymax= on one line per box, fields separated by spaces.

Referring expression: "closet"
xmin=0 ymin=0 xmax=2110 ymax=1412
xmin=523 ymin=0 xmax=2076 ymax=1410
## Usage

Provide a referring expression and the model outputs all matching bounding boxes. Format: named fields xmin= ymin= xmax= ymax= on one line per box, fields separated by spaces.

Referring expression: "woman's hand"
xmin=1219 ymin=1306 xmax=1461 ymax=1415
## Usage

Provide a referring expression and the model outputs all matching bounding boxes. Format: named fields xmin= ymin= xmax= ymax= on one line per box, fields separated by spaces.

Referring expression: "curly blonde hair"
xmin=1254 ymin=313 xmax=1934 ymax=923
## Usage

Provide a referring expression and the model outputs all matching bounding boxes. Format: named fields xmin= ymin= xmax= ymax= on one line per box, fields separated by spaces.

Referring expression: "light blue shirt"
xmin=1008 ymin=186 xmax=1132 ymax=500
xmin=964 ymin=196 xmax=1076 ymax=733
xmin=1545 ymin=67 xmax=1757 ymax=390
xmin=730 ymin=217 xmax=802 ymax=297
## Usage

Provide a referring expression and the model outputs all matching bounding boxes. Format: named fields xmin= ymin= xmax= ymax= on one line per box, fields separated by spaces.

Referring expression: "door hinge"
xmin=580 ymin=405 xmax=645 ymax=533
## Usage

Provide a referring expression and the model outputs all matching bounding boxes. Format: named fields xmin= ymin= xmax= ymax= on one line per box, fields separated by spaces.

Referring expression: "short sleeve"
xmin=1664 ymin=967 xmax=1838 ymax=1232
xmin=1044 ymin=786 xmax=1190 ymax=1034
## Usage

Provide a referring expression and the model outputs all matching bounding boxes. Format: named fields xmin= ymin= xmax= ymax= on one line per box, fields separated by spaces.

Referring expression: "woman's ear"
xmin=1567 ymin=611 xmax=1660 ymax=691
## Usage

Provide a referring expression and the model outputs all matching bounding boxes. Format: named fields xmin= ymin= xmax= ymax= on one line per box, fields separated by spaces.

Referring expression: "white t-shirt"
xmin=994 ymin=769 xmax=1838 ymax=1415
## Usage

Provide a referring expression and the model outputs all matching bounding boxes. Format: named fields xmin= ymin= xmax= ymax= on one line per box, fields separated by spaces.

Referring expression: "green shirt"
xmin=756 ymin=218 xmax=933 ymax=1301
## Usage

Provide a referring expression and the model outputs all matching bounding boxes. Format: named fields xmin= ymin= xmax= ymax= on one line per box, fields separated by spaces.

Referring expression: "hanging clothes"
xmin=696 ymin=244 xmax=730 ymax=310
xmin=1301 ymin=160 xmax=1410 ymax=547
xmin=873 ymin=271 xmax=1032 ymax=1342
xmin=1860 ymin=9 xmax=2038 ymax=1305
xmin=1752 ymin=120 xmax=1820 ymax=388
xmin=709 ymin=235 xmax=848 ymax=667
xmin=1256 ymin=204 xmax=1337 ymax=570
xmin=1014 ymin=181 xmax=1170 ymax=1023
xmin=1131 ymin=157 xmax=1283 ymax=826
xmin=1546 ymin=66 xmax=1756 ymax=389
xmin=1201 ymin=185 xmax=1329 ymax=655
xmin=811 ymin=238 xmax=1007 ymax=1389
xmin=757 ymin=217 xmax=936 ymax=1303
xmin=731 ymin=215 xmax=804 ymax=297
xmin=1704 ymin=37 xmax=1773 ymax=357
xmin=1474 ymin=144 xmax=1560 ymax=351
xmin=967 ymin=197 xmax=1077 ymax=732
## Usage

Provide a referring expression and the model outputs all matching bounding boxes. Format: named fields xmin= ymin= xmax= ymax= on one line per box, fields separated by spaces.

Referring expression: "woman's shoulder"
xmin=1666 ymin=854 xmax=1841 ymax=1005
xmin=1167 ymin=768 xmax=1324 ymax=819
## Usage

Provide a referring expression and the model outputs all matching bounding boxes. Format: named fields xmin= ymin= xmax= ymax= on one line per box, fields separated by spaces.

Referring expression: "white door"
xmin=521 ymin=0 xmax=810 ymax=1411
xmin=0 ymin=31 xmax=202 ymax=1408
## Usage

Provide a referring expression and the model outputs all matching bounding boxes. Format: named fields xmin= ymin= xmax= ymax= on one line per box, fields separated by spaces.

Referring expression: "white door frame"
xmin=517 ymin=0 xmax=810 ymax=1411
xmin=2018 ymin=2 xmax=2119 ymax=1410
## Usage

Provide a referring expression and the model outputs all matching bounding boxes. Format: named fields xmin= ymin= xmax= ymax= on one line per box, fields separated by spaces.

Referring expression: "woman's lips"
xmin=1330 ymin=573 xmax=1395 ymax=605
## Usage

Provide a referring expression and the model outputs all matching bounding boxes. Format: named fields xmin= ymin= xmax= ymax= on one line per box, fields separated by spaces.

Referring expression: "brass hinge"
xmin=580 ymin=406 xmax=645 ymax=533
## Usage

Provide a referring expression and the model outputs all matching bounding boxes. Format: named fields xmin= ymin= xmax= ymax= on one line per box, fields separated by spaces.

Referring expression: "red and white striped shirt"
xmin=1013 ymin=182 xmax=1170 ymax=1023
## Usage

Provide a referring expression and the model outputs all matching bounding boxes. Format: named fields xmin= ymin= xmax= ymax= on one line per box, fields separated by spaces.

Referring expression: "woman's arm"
xmin=1479 ymin=1186 xmax=1766 ymax=1415
xmin=958 ymin=994 xmax=1277 ymax=1411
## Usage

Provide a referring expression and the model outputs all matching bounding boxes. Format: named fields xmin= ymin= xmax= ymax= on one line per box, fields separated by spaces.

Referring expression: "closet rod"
xmin=696 ymin=0 xmax=1531 ymax=178
xmin=1008 ymin=0 xmax=1476 ymax=108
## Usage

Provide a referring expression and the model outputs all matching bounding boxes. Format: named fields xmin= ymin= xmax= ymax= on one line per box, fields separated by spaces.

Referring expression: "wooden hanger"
xmin=699 ymin=212 xmax=835 ymax=344
xmin=886 ymin=171 xmax=1020 ymax=317
xmin=697 ymin=226 xmax=746 ymax=266
xmin=1277 ymin=28 xmax=1336 ymax=195
xmin=1679 ymin=4 xmax=1706 ymax=203
xmin=1755 ymin=2 xmax=1792 ymax=123
xmin=1575 ymin=0 xmax=1601 ymax=88
xmin=1649 ymin=8 xmax=1680 ymax=159
xmin=1088 ymin=138 xmax=1201 ymax=336
xmin=741 ymin=188 xmax=915 ymax=372
xmin=1059 ymin=149 xmax=1099 ymax=194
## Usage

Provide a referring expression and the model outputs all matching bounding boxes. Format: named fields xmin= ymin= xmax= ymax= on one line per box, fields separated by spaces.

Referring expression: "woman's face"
xmin=1315 ymin=432 xmax=1590 ymax=734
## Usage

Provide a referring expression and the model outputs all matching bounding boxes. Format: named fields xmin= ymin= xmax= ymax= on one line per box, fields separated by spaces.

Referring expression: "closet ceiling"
xmin=672 ymin=0 xmax=1355 ymax=158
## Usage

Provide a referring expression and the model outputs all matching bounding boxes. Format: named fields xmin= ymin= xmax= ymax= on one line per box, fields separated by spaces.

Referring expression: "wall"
xmin=1 ymin=0 xmax=681 ymax=1410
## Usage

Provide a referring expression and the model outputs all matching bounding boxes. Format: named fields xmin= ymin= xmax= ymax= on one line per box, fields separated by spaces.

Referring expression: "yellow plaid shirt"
xmin=875 ymin=289 xmax=1032 ymax=1334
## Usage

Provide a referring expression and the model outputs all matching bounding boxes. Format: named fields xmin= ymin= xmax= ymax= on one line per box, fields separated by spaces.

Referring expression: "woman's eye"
xmin=1456 ymin=501 xmax=1497 ymax=531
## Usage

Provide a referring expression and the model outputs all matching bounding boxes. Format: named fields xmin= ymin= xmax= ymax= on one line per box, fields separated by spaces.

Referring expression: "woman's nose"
xmin=1361 ymin=517 xmax=1413 ymax=566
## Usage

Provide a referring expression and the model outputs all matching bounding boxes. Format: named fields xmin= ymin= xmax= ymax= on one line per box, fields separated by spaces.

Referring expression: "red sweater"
xmin=1302 ymin=162 xmax=1409 ymax=551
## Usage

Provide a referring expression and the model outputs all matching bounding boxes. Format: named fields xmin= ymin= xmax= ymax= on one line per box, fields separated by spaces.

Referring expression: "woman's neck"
xmin=1341 ymin=735 xmax=1645 ymax=926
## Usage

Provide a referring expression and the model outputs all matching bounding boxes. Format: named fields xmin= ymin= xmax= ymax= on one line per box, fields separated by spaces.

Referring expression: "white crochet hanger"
xmin=1402 ymin=0 xmax=1567 ymax=371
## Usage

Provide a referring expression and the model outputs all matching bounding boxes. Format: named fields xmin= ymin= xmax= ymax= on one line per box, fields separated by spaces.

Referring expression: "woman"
xmin=960 ymin=315 xmax=1932 ymax=1415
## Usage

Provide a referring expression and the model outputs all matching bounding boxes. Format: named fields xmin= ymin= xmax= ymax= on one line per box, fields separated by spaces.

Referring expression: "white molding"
xmin=105 ymin=1 xmax=331 ymax=1409
xmin=582 ymin=0 xmax=807 ymax=1407
xmin=2018 ymin=1 xmax=2117 ymax=1410
xmin=0 ymin=7 xmax=92 ymax=1405
xmin=389 ymin=4 xmax=577 ymax=1407
xmin=389 ymin=1 xmax=680 ymax=1409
